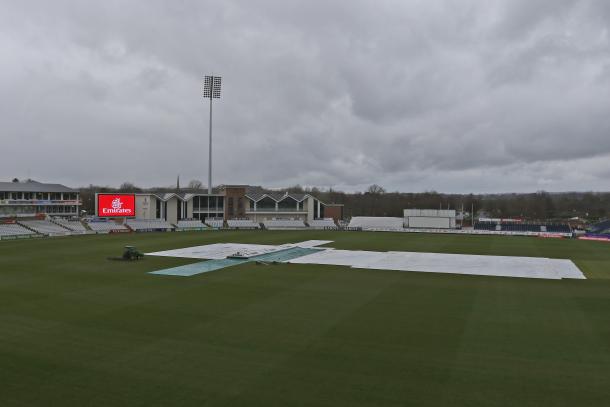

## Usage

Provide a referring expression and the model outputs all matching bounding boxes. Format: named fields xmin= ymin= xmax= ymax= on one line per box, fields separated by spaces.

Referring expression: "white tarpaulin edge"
xmin=288 ymin=249 xmax=585 ymax=280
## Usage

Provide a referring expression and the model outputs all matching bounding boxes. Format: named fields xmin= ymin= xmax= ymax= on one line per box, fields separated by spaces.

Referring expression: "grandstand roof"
xmin=128 ymin=185 xmax=330 ymax=204
xmin=136 ymin=192 xmax=218 ymax=202
xmin=245 ymin=186 xmax=309 ymax=202
xmin=0 ymin=180 xmax=77 ymax=193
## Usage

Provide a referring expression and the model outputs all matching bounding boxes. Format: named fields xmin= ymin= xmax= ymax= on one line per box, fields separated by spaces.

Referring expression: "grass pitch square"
xmin=1 ymin=230 xmax=610 ymax=406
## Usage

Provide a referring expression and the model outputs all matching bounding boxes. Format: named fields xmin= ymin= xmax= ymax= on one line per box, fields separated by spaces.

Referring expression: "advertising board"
xmin=97 ymin=194 xmax=135 ymax=217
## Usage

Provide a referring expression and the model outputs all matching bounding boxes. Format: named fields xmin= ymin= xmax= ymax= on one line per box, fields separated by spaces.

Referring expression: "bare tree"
xmin=188 ymin=179 xmax=203 ymax=189
xmin=367 ymin=184 xmax=386 ymax=195
xmin=119 ymin=182 xmax=140 ymax=192
xmin=287 ymin=184 xmax=304 ymax=193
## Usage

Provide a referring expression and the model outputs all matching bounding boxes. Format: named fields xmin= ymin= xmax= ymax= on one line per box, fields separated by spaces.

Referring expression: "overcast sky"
xmin=1 ymin=1 xmax=609 ymax=193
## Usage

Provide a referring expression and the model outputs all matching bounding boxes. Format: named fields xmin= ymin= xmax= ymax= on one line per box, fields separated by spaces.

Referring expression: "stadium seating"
xmin=474 ymin=221 xmax=497 ymax=231
xmin=545 ymin=224 xmax=572 ymax=233
xmin=263 ymin=219 xmax=307 ymax=229
xmin=52 ymin=218 xmax=88 ymax=233
xmin=175 ymin=220 xmax=206 ymax=230
xmin=475 ymin=221 xmax=571 ymax=234
xmin=126 ymin=219 xmax=173 ymax=231
xmin=227 ymin=219 xmax=260 ymax=229
xmin=205 ymin=219 xmax=225 ymax=228
xmin=501 ymin=223 xmax=540 ymax=232
xmin=20 ymin=220 xmax=71 ymax=236
xmin=348 ymin=217 xmax=404 ymax=231
xmin=0 ymin=223 xmax=38 ymax=238
xmin=308 ymin=218 xmax=338 ymax=229
xmin=337 ymin=220 xmax=350 ymax=228
xmin=590 ymin=220 xmax=610 ymax=234
xmin=85 ymin=220 xmax=130 ymax=233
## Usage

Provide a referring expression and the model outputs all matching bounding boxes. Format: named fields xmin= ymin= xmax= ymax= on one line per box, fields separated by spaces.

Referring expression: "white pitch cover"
xmin=288 ymin=249 xmax=585 ymax=280
xmin=147 ymin=242 xmax=585 ymax=280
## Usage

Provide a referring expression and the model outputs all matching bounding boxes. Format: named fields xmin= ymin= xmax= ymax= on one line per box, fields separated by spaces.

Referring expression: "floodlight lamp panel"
xmin=203 ymin=75 xmax=221 ymax=98
xmin=213 ymin=77 xmax=221 ymax=98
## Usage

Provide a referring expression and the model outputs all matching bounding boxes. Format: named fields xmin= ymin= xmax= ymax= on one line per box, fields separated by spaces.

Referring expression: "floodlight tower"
xmin=203 ymin=75 xmax=222 ymax=194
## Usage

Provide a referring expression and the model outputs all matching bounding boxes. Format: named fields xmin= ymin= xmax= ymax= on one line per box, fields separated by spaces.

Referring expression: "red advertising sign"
xmin=97 ymin=194 xmax=135 ymax=217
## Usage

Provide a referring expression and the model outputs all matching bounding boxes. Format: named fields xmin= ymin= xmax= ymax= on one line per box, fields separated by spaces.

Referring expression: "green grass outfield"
xmin=1 ymin=230 xmax=610 ymax=406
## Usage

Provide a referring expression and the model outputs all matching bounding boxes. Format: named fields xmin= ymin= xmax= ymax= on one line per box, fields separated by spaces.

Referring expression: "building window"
xmin=257 ymin=196 xmax=275 ymax=210
xmin=200 ymin=196 xmax=209 ymax=210
xmin=278 ymin=197 xmax=297 ymax=211
xmin=228 ymin=197 xmax=234 ymax=216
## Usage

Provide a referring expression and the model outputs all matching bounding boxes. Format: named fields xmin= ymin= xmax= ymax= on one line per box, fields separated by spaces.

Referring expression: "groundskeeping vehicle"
xmin=122 ymin=246 xmax=144 ymax=261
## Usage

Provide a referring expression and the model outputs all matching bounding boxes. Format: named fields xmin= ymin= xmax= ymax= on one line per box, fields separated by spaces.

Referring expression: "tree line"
xmin=284 ymin=184 xmax=610 ymax=222
xmin=78 ymin=181 xmax=610 ymax=222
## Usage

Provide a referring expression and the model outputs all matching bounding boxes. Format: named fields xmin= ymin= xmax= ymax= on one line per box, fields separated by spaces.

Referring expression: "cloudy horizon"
xmin=2 ymin=0 xmax=610 ymax=193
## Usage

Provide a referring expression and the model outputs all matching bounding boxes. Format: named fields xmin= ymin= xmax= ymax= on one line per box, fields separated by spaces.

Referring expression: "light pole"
xmin=203 ymin=75 xmax=222 ymax=195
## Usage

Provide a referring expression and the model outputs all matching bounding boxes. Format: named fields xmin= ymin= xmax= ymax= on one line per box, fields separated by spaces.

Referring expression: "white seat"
xmin=263 ymin=219 xmax=307 ymax=229
xmin=53 ymin=218 xmax=88 ymax=232
xmin=227 ymin=219 xmax=260 ymax=229
xmin=0 ymin=223 xmax=36 ymax=237
xmin=309 ymin=218 xmax=337 ymax=229
xmin=348 ymin=217 xmax=404 ymax=231
xmin=175 ymin=220 xmax=206 ymax=229
xmin=20 ymin=220 xmax=71 ymax=235
xmin=85 ymin=221 xmax=129 ymax=233
xmin=205 ymin=219 xmax=225 ymax=228
xmin=126 ymin=219 xmax=173 ymax=231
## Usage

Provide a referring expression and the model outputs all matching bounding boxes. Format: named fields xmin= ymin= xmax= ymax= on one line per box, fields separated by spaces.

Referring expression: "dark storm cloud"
xmin=1 ymin=0 xmax=609 ymax=193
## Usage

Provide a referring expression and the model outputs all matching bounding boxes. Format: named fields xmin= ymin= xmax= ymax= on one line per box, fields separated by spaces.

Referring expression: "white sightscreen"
xmin=407 ymin=216 xmax=451 ymax=229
